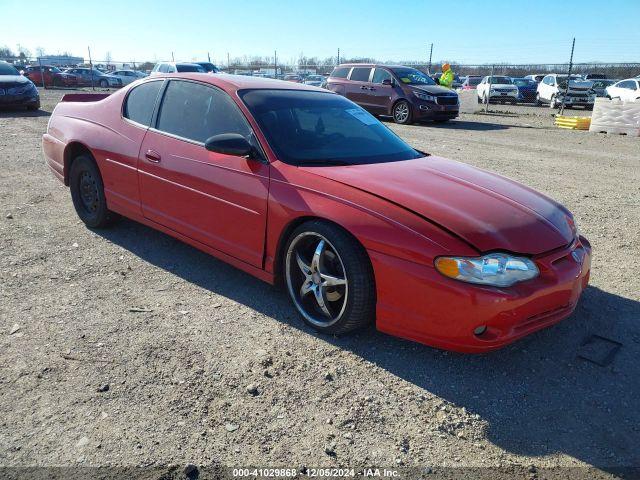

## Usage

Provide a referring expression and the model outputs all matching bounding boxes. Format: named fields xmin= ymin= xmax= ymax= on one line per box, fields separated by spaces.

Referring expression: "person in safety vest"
xmin=439 ymin=63 xmax=454 ymax=88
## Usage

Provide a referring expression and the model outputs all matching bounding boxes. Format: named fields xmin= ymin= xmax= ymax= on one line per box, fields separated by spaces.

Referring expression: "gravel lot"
xmin=1 ymin=88 xmax=639 ymax=479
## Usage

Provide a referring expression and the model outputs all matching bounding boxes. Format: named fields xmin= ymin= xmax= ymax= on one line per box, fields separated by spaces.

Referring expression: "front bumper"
xmin=0 ymin=92 xmax=40 ymax=107
xmin=489 ymin=91 xmax=518 ymax=100
xmin=414 ymin=101 xmax=459 ymax=120
xmin=371 ymin=235 xmax=591 ymax=353
xmin=559 ymin=96 xmax=595 ymax=106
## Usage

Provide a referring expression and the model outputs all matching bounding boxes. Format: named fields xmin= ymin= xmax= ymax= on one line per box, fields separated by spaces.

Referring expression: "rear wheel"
xmin=535 ymin=93 xmax=542 ymax=106
xmin=392 ymin=100 xmax=412 ymax=124
xmin=284 ymin=221 xmax=375 ymax=335
xmin=99 ymin=79 xmax=108 ymax=88
xmin=69 ymin=155 xmax=119 ymax=228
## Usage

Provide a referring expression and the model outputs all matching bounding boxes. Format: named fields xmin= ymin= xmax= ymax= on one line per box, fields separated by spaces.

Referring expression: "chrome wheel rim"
xmin=285 ymin=232 xmax=348 ymax=327
xmin=394 ymin=102 xmax=409 ymax=122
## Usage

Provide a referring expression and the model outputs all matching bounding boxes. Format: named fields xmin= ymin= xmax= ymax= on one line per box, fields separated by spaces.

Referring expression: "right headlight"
xmin=435 ymin=253 xmax=539 ymax=287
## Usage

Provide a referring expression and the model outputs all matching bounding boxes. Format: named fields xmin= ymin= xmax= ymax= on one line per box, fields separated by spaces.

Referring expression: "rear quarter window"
xmin=123 ymin=81 xmax=164 ymax=126
xmin=330 ymin=67 xmax=350 ymax=79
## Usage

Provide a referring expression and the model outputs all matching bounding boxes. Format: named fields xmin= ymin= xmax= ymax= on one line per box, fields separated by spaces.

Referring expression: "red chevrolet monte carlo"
xmin=42 ymin=74 xmax=591 ymax=353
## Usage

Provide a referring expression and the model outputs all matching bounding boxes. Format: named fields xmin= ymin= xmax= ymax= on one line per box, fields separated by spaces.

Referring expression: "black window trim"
xmin=348 ymin=66 xmax=373 ymax=83
xmin=121 ymin=78 xmax=167 ymax=130
xmin=149 ymin=78 xmax=267 ymax=163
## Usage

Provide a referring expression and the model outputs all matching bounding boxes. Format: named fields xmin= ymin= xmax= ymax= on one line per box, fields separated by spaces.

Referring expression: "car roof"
xmin=336 ymin=64 xmax=409 ymax=69
xmin=144 ymin=73 xmax=328 ymax=93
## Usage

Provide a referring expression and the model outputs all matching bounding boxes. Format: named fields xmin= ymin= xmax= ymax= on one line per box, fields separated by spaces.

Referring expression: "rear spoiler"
xmin=60 ymin=93 xmax=111 ymax=103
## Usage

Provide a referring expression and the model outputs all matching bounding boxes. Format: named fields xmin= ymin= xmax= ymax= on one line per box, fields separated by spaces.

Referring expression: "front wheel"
xmin=69 ymin=155 xmax=119 ymax=228
xmin=284 ymin=221 xmax=375 ymax=335
xmin=550 ymin=95 xmax=558 ymax=109
xmin=392 ymin=100 xmax=412 ymax=124
xmin=535 ymin=93 xmax=542 ymax=106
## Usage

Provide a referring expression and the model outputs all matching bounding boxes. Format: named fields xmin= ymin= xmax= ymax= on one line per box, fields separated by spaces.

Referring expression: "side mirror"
xmin=382 ymin=78 xmax=393 ymax=86
xmin=205 ymin=133 xmax=253 ymax=157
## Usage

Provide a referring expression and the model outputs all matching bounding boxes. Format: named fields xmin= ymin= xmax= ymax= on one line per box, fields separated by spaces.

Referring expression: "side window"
xmin=124 ymin=81 xmax=163 ymax=126
xmin=158 ymin=64 xmax=167 ymax=73
xmin=371 ymin=68 xmax=392 ymax=84
xmin=349 ymin=67 xmax=372 ymax=82
xmin=329 ymin=67 xmax=350 ymax=78
xmin=156 ymin=80 xmax=252 ymax=143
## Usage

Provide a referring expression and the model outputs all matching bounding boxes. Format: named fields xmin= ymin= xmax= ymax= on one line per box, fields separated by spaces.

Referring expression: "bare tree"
xmin=105 ymin=51 xmax=112 ymax=66
xmin=0 ymin=45 xmax=15 ymax=58
xmin=35 ymin=47 xmax=45 ymax=58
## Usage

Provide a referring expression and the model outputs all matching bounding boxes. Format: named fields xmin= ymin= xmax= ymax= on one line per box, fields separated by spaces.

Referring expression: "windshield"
xmin=512 ymin=78 xmax=534 ymax=86
xmin=488 ymin=76 xmax=511 ymax=84
xmin=307 ymin=75 xmax=323 ymax=81
xmin=0 ymin=63 xmax=20 ymax=75
xmin=467 ymin=77 xmax=482 ymax=86
xmin=390 ymin=67 xmax=436 ymax=86
xmin=177 ymin=64 xmax=206 ymax=73
xmin=240 ymin=89 xmax=422 ymax=166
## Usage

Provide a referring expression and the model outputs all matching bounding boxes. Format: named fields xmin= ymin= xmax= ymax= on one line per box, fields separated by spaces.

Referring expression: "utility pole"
xmin=559 ymin=38 xmax=576 ymax=116
xmin=274 ymin=50 xmax=277 ymax=78
xmin=227 ymin=52 xmax=230 ymax=71
xmin=485 ymin=64 xmax=495 ymax=114
xmin=337 ymin=48 xmax=340 ymax=65
xmin=171 ymin=51 xmax=175 ymax=61
xmin=87 ymin=46 xmax=94 ymax=91
xmin=428 ymin=43 xmax=433 ymax=74
xmin=207 ymin=51 xmax=211 ymax=62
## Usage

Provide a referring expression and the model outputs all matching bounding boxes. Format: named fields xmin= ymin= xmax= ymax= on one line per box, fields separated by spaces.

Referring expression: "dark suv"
xmin=327 ymin=64 xmax=458 ymax=124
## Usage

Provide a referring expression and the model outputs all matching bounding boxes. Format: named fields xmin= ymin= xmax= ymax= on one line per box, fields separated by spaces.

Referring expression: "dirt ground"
xmin=0 ymin=87 xmax=639 ymax=479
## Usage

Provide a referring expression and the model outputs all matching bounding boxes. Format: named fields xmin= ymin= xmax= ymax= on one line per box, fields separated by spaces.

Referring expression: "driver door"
xmin=367 ymin=68 xmax=395 ymax=114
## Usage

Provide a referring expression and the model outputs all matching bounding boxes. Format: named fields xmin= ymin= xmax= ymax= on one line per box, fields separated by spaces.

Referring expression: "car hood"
xmin=300 ymin=156 xmax=574 ymax=255
xmin=0 ymin=75 xmax=30 ymax=85
xmin=411 ymin=84 xmax=456 ymax=95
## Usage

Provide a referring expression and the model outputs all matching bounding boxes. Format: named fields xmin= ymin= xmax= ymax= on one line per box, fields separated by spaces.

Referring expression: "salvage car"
xmin=0 ymin=61 xmax=40 ymax=110
xmin=536 ymin=74 xmax=595 ymax=109
xmin=24 ymin=65 xmax=78 ymax=87
xmin=511 ymin=77 xmax=538 ymax=102
xmin=326 ymin=64 xmax=458 ymax=124
xmin=63 ymin=67 xmax=123 ymax=88
xmin=108 ymin=69 xmax=148 ymax=85
xmin=42 ymin=74 xmax=591 ymax=353
xmin=605 ymin=78 xmax=640 ymax=101
xmin=476 ymin=76 xmax=519 ymax=104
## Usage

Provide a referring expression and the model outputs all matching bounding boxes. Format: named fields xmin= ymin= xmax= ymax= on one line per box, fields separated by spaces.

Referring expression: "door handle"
xmin=145 ymin=150 xmax=161 ymax=163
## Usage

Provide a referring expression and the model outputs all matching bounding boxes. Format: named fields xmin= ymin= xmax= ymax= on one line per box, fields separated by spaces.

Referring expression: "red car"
xmin=42 ymin=74 xmax=591 ymax=353
xmin=24 ymin=65 xmax=78 ymax=87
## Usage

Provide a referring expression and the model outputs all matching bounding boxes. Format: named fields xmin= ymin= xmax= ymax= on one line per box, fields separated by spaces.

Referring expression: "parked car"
xmin=461 ymin=76 xmax=482 ymax=90
xmin=476 ymin=76 xmax=518 ymax=104
xmin=536 ymin=74 xmax=595 ymax=109
xmin=584 ymin=73 xmax=607 ymax=80
xmin=0 ymin=61 xmax=40 ymax=110
xmin=195 ymin=62 xmax=220 ymax=73
xmin=327 ymin=64 xmax=458 ymax=124
xmin=284 ymin=74 xmax=302 ymax=83
xmin=150 ymin=62 xmax=207 ymax=74
xmin=303 ymin=74 xmax=325 ymax=87
xmin=42 ymin=74 xmax=591 ymax=353
xmin=524 ymin=74 xmax=545 ymax=83
xmin=605 ymin=78 xmax=640 ymax=101
xmin=108 ymin=70 xmax=148 ymax=86
xmin=590 ymin=79 xmax=617 ymax=97
xmin=511 ymin=77 xmax=538 ymax=102
xmin=63 ymin=67 xmax=123 ymax=88
xmin=24 ymin=65 xmax=78 ymax=87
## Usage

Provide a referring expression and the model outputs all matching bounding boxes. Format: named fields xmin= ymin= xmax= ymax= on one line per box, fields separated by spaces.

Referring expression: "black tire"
xmin=283 ymin=220 xmax=375 ymax=335
xmin=27 ymin=101 xmax=40 ymax=111
xmin=535 ymin=93 xmax=542 ymax=106
xmin=477 ymin=95 xmax=481 ymax=104
xmin=392 ymin=100 xmax=412 ymax=124
xmin=99 ymin=79 xmax=108 ymax=88
xmin=69 ymin=155 xmax=118 ymax=228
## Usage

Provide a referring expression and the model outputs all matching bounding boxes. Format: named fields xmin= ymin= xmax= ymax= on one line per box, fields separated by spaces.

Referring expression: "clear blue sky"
xmin=2 ymin=0 xmax=638 ymax=65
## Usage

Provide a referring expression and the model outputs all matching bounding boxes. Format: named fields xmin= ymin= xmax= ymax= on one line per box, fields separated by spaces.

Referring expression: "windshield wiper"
xmin=296 ymin=160 xmax=351 ymax=167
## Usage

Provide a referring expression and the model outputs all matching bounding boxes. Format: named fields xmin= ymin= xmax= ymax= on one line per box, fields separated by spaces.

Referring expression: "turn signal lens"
xmin=435 ymin=253 xmax=539 ymax=287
